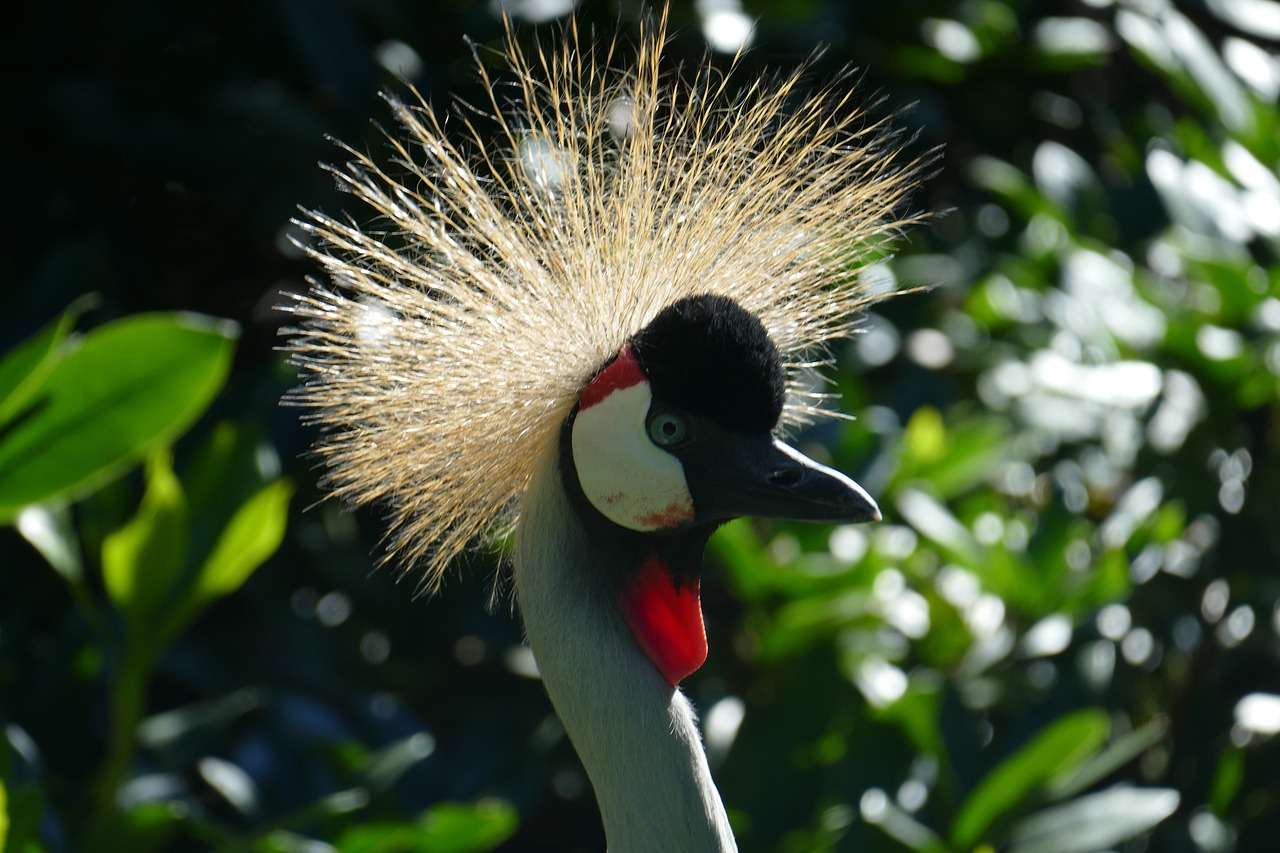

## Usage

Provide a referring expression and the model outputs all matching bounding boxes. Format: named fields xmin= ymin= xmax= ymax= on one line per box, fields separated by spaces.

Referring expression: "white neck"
xmin=514 ymin=448 xmax=737 ymax=853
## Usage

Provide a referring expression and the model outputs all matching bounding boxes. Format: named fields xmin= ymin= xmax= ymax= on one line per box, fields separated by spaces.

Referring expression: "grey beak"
xmin=683 ymin=432 xmax=881 ymax=525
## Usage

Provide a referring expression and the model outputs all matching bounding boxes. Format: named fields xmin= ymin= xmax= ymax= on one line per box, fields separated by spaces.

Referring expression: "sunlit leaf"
xmin=101 ymin=449 xmax=189 ymax=622
xmin=1006 ymin=785 xmax=1179 ymax=853
xmin=160 ymin=477 xmax=292 ymax=641
xmin=863 ymin=787 xmax=950 ymax=853
xmin=903 ymin=406 xmax=947 ymax=467
xmin=951 ymin=709 xmax=1110 ymax=849
xmin=1046 ymin=716 xmax=1168 ymax=801
xmin=0 ymin=295 xmax=96 ymax=427
xmin=182 ymin=421 xmax=282 ymax=562
xmin=337 ymin=800 xmax=518 ymax=853
xmin=0 ymin=313 xmax=238 ymax=520
xmin=190 ymin=478 xmax=292 ymax=605
xmin=896 ymin=489 xmax=982 ymax=565
xmin=361 ymin=733 xmax=437 ymax=791
xmin=969 ymin=155 xmax=1058 ymax=220
xmin=1030 ymin=17 xmax=1114 ymax=68
xmin=198 ymin=756 xmax=258 ymax=815
xmin=15 ymin=504 xmax=84 ymax=583
xmin=136 ymin=688 xmax=265 ymax=750
xmin=925 ymin=416 xmax=1010 ymax=499
xmin=416 ymin=800 xmax=518 ymax=853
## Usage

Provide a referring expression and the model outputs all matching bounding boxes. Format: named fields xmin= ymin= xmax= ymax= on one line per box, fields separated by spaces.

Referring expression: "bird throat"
xmin=619 ymin=556 xmax=708 ymax=687
xmin=558 ymin=408 xmax=713 ymax=687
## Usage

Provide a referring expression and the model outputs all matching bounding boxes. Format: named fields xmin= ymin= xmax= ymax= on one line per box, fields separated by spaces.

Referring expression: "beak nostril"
xmin=768 ymin=467 xmax=803 ymax=487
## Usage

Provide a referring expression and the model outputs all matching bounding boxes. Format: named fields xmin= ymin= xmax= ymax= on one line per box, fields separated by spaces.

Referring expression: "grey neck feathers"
xmin=515 ymin=450 xmax=737 ymax=853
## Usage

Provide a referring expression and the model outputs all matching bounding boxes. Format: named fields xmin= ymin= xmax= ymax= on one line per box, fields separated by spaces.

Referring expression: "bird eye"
xmin=647 ymin=410 xmax=688 ymax=448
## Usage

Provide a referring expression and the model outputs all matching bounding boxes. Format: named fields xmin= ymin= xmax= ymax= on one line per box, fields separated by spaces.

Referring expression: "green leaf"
xmin=951 ymin=709 xmax=1110 ymax=849
xmin=710 ymin=518 xmax=776 ymax=602
xmin=337 ymin=800 xmax=518 ymax=853
xmin=88 ymin=802 xmax=183 ymax=853
xmin=1005 ymin=785 xmax=1179 ymax=853
xmin=863 ymin=788 xmax=950 ymax=853
xmin=903 ymin=406 xmax=948 ymax=467
xmin=925 ymin=416 xmax=1011 ymax=499
xmin=1046 ymin=716 xmax=1168 ymax=801
xmin=191 ymin=478 xmax=292 ymax=604
xmin=0 ymin=779 xmax=8 ymax=853
xmin=161 ymin=478 xmax=292 ymax=640
xmin=101 ymin=449 xmax=189 ymax=623
xmin=0 ymin=312 xmax=238 ymax=520
xmin=181 ymin=421 xmax=281 ymax=567
xmin=417 ymin=800 xmax=518 ymax=853
xmin=896 ymin=488 xmax=982 ymax=565
xmin=0 ymin=295 xmax=96 ymax=427
xmin=1209 ymin=746 xmax=1245 ymax=815
xmin=360 ymin=733 xmax=438 ymax=792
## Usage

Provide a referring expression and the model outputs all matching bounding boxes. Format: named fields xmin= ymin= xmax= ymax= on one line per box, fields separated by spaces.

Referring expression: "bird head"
xmin=570 ymin=293 xmax=879 ymax=535
xmin=284 ymin=8 xmax=922 ymax=638
xmin=564 ymin=294 xmax=881 ymax=686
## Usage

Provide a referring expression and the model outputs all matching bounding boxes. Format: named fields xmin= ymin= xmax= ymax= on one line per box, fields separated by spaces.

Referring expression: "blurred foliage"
xmin=2 ymin=0 xmax=1278 ymax=851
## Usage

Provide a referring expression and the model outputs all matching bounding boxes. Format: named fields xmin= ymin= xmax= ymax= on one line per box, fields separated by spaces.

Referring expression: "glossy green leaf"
xmin=0 ymin=295 xmax=96 ymax=427
xmin=181 ymin=421 xmax=282 ymax=569
xmin=951 ymin=709 xmax=1110 ymax=849
xmin=337 ymin=800 xmax=518 ymax=853
xmin=415 ymin=800 xmax=519 ymax=853
xmin=1006 ymin=785 xmax=1179 ymax=853
xmin=101 ymin=450 xmax=189 ymax=621
xmin=1046 ymin=716 xmax=1168 ymax=801
xmin=191 ymin=478 xmax=292 ymax=604
xmin=160 ymin=477 xmax=292 ymax=641
xmin=0 ymin=313 xmax=238 ymax=520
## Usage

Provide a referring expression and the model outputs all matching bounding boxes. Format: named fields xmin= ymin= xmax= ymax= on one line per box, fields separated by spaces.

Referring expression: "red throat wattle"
xmin=619 ymin=558 xmax=708 ymax=687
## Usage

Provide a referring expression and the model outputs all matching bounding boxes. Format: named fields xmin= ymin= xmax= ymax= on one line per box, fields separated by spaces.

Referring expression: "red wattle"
xmin=579 ymin=344 xmax=646 ymax=411
xmin=619 ymin=558 xmax=708 ymax=687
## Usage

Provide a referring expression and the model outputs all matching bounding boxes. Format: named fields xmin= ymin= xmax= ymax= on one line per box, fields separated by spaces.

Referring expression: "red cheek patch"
xmin=619 ymin=558 xmax=707 ymax=687
xmin=579 ymin=344 xmax=645 ymax=411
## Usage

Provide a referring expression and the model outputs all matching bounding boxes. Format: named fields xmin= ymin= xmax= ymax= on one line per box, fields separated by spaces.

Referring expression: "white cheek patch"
xmin=572 ymin=381 xmax=695 ymax=531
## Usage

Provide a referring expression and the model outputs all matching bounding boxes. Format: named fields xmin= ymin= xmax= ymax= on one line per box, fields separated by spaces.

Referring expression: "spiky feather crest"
xmin=284 ymin=9 xmax=922 ymax=592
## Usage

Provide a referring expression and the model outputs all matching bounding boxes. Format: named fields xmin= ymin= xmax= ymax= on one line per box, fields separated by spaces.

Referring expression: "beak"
xmin=682 ymin=432 xmax=881 ymax=525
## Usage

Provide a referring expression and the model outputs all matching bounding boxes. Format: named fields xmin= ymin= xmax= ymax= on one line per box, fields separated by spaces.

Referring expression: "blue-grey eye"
xmin=647 ymin=411 xmax=688 ymax=447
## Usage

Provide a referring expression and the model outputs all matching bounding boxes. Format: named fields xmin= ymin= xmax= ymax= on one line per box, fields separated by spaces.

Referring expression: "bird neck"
xmin=514 ymin=446 xmax=737 ymax=853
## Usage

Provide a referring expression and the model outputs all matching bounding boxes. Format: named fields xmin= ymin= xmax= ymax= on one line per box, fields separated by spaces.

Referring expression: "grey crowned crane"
xmin=286 ymin=8 xmax=921 ymax=851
